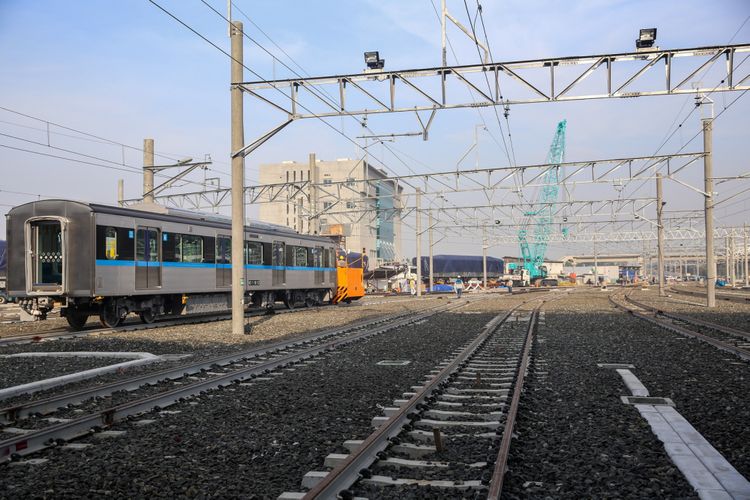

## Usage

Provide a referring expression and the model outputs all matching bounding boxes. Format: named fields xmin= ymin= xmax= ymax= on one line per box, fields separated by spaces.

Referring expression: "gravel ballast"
xmin=503 ymin=289 xmax=749 ymax=499
xmin=0 ymin=298 xmax=513 ymax=498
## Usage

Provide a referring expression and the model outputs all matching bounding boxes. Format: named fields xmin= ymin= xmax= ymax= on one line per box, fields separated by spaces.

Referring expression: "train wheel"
xmin=284 ymin=298 xmax=295 ymax=309
xmin=305 ymin=298 xmax=315 ymax=308
xmin=99 ymin=306 xmax=122 ymax=328
xmin=139 ymin=309 xmax=156 ymax=324
xmin=66 ymin=312 xmax=88 ymax=331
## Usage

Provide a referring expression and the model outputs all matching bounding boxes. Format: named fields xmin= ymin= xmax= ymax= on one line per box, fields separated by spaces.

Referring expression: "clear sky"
xmin=1 ymin=0 xmax=748 ymax=260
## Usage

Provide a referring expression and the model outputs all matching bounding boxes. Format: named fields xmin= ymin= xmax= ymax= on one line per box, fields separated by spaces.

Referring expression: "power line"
xmin=0 ymin=105 xmax=233 ymax=181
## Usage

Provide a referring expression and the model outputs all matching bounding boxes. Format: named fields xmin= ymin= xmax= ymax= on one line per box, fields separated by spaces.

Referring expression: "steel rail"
xmin=301 ymin=293 xmax=549 ymax=500
xmin=0 ymin=303 xmax=333 ymax=347
xmin=0 ymin=308 xmax=424 ymax=424
xmin=668 ymin=286 xmax=750 ymax=304
xmin=609 ymin=293 xmax=750 ymax=361
xmin=624 ymin=293 xmax=750 ymax=341
xmin=487 ymin=306 xmax=540 ymax=499
xmin=0 ymin=299 xmax=472 ymax=463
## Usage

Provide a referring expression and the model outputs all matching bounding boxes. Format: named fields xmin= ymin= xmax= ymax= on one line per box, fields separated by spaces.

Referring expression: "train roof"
xmin=7 ymin=199 xmax=328 ymax=243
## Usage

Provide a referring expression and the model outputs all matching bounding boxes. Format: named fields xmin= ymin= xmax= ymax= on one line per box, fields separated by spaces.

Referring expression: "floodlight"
xmin=636 ymin=28 xmax=657 ymax=49
xmin=364 ymin=51 xmax=385 ymax=70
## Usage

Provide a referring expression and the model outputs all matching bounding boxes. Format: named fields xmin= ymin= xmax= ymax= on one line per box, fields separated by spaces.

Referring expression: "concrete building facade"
xmin=258 ymin=157 xmax=402 ymax=265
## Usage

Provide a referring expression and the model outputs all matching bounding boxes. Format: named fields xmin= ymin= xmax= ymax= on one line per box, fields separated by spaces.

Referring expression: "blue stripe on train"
xmin=96 ymin=260 xmax=335 ymax=272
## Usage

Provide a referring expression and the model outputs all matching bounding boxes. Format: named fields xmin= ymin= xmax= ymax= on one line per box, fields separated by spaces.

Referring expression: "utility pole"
xmin=143 ymin=138 xmax=154 ymax=203
xmin=730 ymin=234 xmax=736 ymax=286
xmin=428 ymin=210 xmax=434 ymax=293
xmin=117 ymin=179 xmax=124 ymax=207
xmin=441 ymin=0 xmax=447 ymax=67
xmin=593 ymin=238 xmax=598 ymax=286
xmin=657 ymin=173 xmax=665 ymax=296
xmin=309 ymin=153 xmax=319 ymax=234
xmin=745 ymin=223 xmax=748 ymax=287
xmin=703 ymin=118 xmax=716 ymax=307
xmin=415 ymin=188 xmax=422 ymax=297
xmin=230 ymin=21 xmax=245 ymax=335
xmin=482 ymin=227 xmax=488 ymax=289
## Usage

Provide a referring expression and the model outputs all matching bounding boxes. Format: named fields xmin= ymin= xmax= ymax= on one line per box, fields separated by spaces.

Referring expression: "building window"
xmin=323 ymin=201 xmax=332 ymax=209
xmin=320 ymin=218 xmax=328 ymax=225
xmin=346 ymin=201 xmax=355 ymax=209
xmin=346 ymin=177 xmax=355 ymax=186
xmin=323 ymin=179 xmax=332 ymax=185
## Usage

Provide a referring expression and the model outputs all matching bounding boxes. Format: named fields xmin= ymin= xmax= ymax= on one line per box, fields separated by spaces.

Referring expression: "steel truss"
xmin=237 ymin=44 xmax=750 ymax=145
xmin=121 ymin=152 xmax=703 ymax=221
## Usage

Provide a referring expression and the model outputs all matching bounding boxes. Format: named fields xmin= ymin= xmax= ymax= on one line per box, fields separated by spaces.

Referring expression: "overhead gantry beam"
xmin=238 ymin=44 xmax=750 ymax=121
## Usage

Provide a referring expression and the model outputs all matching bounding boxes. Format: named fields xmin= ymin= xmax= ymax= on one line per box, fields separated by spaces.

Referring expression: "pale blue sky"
xmin=1 ymin=0 xmax=748 ymax=259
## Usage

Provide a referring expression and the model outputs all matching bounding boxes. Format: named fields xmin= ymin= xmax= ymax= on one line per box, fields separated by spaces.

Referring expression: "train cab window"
xmin=105 ymin=227 xmax=117 ymax=260
xmin=293 ymin=246 xmax=308 ymax=267
xmin=245 ymin=241 xmax=262 ymax=265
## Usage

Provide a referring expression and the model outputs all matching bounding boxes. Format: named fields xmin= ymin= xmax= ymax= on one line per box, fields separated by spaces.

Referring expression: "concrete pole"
xmin=593 ymin=238 xmax=598 ymax=286
xmin=428 ymin=210 xmax=434 ymax=293
xmin=117 ymin=179 xmax=124 ymax=207
xmin=745 ymin=223 xmax=748 ymax=287
xmin=309 ymin=153 xmax=319 ymax=234
xmin=482 ymin=228 xmax=488 ymax=289
xmin=230 ymin=21 xmax=245 ymax=335
xmin=143 ymin=138 xmax=154 ymax=203
xmin=441 ymin=0 xmax=447 ymax=67
xmin=730 ymin=234 xmax=736 ymax=286
xmin=657 ymin=173 xmax=665 ymax=296
xmin=415 ymin=188 xmax=422 ymax=297
xmin=703 ymin=118 xmax=716 ymax=307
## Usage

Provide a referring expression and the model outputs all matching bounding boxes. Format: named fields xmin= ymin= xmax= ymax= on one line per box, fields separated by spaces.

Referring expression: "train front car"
xmin=332 ymin=249 xmax=367 ymax=304
xmin=6 ymin=200 xmax=94 ymax=326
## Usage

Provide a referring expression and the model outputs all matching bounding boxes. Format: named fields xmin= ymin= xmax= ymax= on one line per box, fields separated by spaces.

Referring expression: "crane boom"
xmin=518 ymin=119 xmax=567 ymax=281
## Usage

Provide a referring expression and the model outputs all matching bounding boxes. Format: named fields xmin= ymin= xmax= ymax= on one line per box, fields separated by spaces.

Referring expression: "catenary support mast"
xmin=231 ymin=21 xmax=245 ymax=335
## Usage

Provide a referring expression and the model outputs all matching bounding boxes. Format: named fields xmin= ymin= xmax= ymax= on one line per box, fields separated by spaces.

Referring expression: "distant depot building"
xmin=258 ymin=156 xmax=403 ymax=265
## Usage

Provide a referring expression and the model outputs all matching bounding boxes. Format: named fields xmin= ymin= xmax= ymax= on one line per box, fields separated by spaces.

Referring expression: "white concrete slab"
xmin=616 ymin=369 xmax=649 ymax=396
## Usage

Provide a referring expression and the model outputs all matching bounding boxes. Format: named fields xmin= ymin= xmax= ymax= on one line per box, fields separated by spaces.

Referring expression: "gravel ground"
xmin=630 ymin=287 xmax=750 ymax=332
xmin=0 ymin=301 xmax=507 ymax=498
xmin=0 ymin=356 xmax=132 ymax=390
xmin=504 ymin=289 xmax=749 ymax=499
xmin=0 ymin=297 xmax=443 ymax=407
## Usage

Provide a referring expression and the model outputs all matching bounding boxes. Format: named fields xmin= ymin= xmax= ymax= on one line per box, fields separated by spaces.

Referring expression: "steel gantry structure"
xmin=213 ymin=40 xmax=750 ymax=332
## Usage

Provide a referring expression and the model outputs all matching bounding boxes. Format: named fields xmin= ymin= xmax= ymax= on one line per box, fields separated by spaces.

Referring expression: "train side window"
xmin=311 ymin=247 xmax=323 ymax=267
xmin=162 ymin=232 xmax=176 ymax=262
xmin=105 ymin=227 xmax=117 ymax=259
xmin=116 ymin=228 xmax=135 ymax=260
xmin=294 ymin=246 xmax=308 ymax=267
xmin=262 ymin=242 xmax=272 ymax=266
xmin=203 ymin=236 xmax=216 ymax=263
xmin=246 ymin=241 xmax=262 ymax=265
xmin=181 ymin=235 xmax=204 ymax=263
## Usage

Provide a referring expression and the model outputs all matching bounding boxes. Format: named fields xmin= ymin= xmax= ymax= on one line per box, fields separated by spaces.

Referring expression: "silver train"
xmin=5 ymin=200 xmax=338 ymax=329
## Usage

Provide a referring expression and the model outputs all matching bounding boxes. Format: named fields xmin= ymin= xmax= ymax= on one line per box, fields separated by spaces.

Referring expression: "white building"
xmin=258 ymin=156 xmax=402 ymax=265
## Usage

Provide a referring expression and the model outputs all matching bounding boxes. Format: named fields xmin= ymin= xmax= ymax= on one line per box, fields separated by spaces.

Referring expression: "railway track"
xmin=0 ymin=303 xmax=336 ymax=347
xmin=668 ymin=286 xmax=750 ymax=305
xmin=609 ymin=291 xmax=750 ymax=361
xmin=0 ymin=296 xmax=489 ymax=463
xmin=283 ymin=293 xmax=555 ymax=499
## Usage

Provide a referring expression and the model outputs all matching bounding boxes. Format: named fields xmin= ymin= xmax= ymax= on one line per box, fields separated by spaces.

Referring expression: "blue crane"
xmin=517 ymin=119 xmax=567 ymax=281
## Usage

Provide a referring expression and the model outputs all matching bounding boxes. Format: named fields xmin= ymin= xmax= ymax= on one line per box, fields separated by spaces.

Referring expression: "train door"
xmin=313 ymin=246 xmax=324 ymax=284
xmin=27 ymin=218 xmax=65 ymax=293
xmin=135 ymin=227 xmax=161 ymax=289
xmin=272 ymin=241 xmax=285 ymax=286
xmin=216 ymin=236 xmax=231 ymax=287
